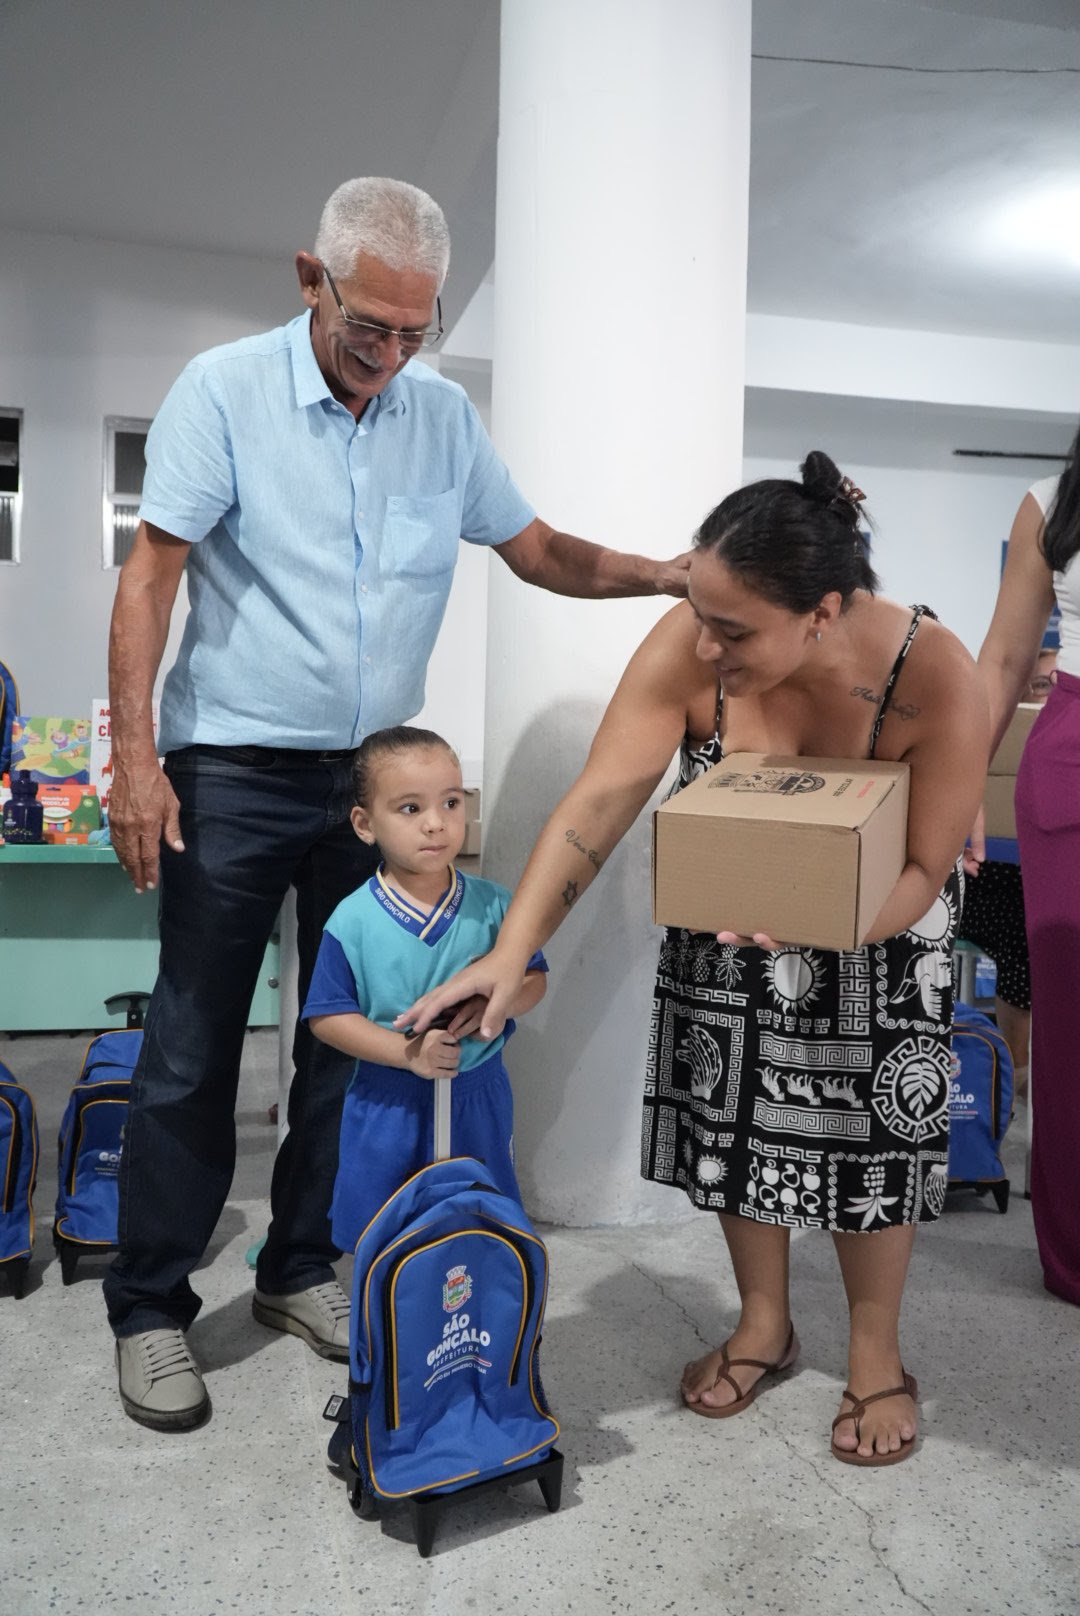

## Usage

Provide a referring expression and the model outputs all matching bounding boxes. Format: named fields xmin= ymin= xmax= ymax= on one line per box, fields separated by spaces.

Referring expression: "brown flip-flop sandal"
xmin=681 ymin=1323 xmax=799 ymax=1420
xmin=831 ymin=1371 xmax=919 ymax=1466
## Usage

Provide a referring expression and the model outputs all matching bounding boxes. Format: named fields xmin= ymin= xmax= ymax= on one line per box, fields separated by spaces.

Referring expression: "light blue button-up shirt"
xmin=141 ymin=314 xmax=534 ymax=752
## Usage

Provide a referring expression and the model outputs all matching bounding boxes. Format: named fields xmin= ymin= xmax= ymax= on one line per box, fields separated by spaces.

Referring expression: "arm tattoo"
xmin=562 ymin=879 xmax=579 ymax=909
xmin=564 ymin=828 xmax=603 ymax=871
xmin=850 ymin=686 xmax=921 ymax=721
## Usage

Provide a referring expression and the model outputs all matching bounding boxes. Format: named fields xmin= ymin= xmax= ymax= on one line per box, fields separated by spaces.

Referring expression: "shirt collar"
xmin=290 ymin=312 xmax=406 ymax=419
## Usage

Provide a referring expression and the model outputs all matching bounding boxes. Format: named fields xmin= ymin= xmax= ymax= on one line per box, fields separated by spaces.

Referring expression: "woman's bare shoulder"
xmin=907 ymin=607 xmax=979 ymax=690
xmin=623 ymin=600 xmax=710 ymax=692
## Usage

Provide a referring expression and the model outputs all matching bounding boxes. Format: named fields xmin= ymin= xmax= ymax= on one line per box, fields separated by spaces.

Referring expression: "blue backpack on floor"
xmin=328 ymin=1151 xmax=561 ymax=1555
xmin=54 ymin=1030 xmax=140 ymax=1281
xmin=0 ymin=1061 xmax=40 ymax=1298
xmin=947 ymin=1003 xmax=1013 ymax=1212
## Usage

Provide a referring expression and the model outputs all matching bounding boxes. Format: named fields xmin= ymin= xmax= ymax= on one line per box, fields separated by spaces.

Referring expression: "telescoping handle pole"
xmin=434 ymin=1074 xmax=452 ymax=1162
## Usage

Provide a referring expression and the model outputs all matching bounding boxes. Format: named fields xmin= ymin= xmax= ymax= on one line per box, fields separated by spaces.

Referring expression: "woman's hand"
xmin=963 ymin=803 xmax=986 ymax=879
xmin=396 ymin=950 xmax=526 ymax=1044
xmin=443 ymin=994 xmax=490 ymax=1042
xmin=716 ymin=930 xmax=786 ymax=951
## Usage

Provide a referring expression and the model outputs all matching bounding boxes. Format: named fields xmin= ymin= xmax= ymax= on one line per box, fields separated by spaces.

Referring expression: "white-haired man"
xmin=106 ymin=176 xmax=689 ymax=1430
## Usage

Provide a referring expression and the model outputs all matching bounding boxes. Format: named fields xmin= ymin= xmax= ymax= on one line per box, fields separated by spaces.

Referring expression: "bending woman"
xmin=977 ymin=432 xmax=1080 ymax=1306
xmin=402 ymin=453 xmax=987 ymax=1464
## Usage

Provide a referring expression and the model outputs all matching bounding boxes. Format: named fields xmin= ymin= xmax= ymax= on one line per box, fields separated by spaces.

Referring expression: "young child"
xmin=303 ymin=725 xmax=548 ymax=1252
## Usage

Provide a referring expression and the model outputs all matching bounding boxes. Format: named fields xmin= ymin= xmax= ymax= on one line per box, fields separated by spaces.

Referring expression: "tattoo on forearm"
xmin=850 ymin=686 xmax=921 ymax=721
xmin=564 ymin=828 xmax=603 ymax=871
xmin=562 ymin=880 xmax=579 ymax=909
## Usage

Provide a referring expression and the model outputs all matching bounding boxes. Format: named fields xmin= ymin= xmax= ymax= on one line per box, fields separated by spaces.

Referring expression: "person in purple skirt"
xmin=978 ymin=429 xmax=1080 ymax=1306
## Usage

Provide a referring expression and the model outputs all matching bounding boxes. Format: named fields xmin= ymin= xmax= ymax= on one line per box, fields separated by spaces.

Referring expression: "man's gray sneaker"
xmin=116 ymin=1328 xmax=210 ymax=1431
xmin=252 ymin=1280 xmax=351 ymax=1361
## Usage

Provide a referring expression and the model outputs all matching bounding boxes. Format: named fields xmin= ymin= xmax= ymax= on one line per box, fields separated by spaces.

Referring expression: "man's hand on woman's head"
xmin=655 ymin=549 xmax=695 ymax=598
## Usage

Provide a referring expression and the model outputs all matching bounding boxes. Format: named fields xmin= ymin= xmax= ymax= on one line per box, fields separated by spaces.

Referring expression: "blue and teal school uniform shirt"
xmin=302 ymin=867 xmax=546 ymax=1070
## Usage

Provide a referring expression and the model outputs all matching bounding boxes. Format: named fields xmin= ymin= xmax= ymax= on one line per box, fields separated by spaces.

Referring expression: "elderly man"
xmin=106 ymin=176 xmax=688 ymax=1430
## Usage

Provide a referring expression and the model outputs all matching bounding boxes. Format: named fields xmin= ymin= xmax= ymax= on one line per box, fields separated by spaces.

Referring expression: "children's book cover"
xmin=10 ymin=716 xmax=91 ymax=782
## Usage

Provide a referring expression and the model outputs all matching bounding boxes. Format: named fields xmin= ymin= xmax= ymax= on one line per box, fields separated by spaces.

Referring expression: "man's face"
xmin=297 ymin=250 xmax=440 ymax=415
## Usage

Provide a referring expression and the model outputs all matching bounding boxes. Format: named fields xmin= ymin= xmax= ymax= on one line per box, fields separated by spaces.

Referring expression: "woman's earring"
xmin=815 ymin=630 xmax=822 ymax=642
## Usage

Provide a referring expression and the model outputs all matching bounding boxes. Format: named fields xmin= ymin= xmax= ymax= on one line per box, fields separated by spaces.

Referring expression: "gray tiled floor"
xmin=3 ymin=1030 xmax=1078 ymax=1615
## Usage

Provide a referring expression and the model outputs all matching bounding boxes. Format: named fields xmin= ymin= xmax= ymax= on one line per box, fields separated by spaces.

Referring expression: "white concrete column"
xmin=485 ymin=0 xmax=752 ymax=1223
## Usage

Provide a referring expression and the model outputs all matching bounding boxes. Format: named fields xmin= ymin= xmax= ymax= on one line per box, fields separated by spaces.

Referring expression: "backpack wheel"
xmin=349 ymin=1479 xmax=378 ymax=1521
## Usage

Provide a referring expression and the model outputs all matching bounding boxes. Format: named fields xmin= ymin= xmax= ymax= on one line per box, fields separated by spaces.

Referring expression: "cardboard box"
xmin=989 ymin=704 xmax=1039 ymax=776
xmin=983 ymin=774 xmax=1017 ymax=840
xmin=652 ymin=753 xmax=910 ymax=951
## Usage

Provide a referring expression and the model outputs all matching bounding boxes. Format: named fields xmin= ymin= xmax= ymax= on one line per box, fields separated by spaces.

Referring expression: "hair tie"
xmin=839 ymin=475 xmax=866 ymax=505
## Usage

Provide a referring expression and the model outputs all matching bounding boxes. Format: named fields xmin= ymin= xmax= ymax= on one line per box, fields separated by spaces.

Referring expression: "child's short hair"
xmin=351 ymin=725 xmax=458 ymax=807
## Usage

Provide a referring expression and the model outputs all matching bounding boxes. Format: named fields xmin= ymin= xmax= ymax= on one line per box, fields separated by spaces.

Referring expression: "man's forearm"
xmin=498 ymin=518 xmax=689 ymax=599
xmin=108 ymin=579 xmax=172 ymax=766
xmin=532 ymin=530 xmax=665 ymax=598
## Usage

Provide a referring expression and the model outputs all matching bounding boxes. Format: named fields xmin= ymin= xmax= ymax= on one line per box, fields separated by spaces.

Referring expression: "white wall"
xmin=0 ymin=227 xmax=491 ymax=778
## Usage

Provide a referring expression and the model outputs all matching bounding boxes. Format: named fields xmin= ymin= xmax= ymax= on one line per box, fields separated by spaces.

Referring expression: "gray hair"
xmin=315 ymin=177 xmax=450 ymax=287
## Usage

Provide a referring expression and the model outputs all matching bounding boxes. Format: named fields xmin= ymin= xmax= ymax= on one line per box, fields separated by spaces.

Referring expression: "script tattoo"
xmin=564 ymin=828 xmax=603 ymax=871
xmin=850 ymin=686 xmax=921 ymax=721
xmin=562 ymin=880 xmax=579 ymax=909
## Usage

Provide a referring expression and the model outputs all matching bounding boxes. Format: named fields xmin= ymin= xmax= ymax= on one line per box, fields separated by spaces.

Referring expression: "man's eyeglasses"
xmin=321 ymin=264 xmax=443 ymax=352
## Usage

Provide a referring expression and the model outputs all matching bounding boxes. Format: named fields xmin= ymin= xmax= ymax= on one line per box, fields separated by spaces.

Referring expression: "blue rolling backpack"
xmin=325 ymin=1076 xmax=563 ymax=1558
xmin=54 ymin=1024 xmax=142 ymax=1282
xmin=947 ymin=1002 xmax=1013 ymax=1213
xmin=0 ymin=1061 xmax=40 ymax=1298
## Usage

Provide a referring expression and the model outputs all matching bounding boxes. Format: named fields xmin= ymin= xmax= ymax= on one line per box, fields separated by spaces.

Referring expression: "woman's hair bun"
xmin=800 ymin=450 xmax=860 ymax=528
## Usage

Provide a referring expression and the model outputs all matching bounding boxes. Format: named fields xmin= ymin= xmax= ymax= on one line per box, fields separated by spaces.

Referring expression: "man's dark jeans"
xmin=104 ymin=745 xmax=378 ymax=1338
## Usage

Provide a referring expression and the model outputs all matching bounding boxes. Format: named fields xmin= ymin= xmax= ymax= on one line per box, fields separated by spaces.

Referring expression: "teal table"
xmin=0 ymin=843 xmax=280 ymax=1032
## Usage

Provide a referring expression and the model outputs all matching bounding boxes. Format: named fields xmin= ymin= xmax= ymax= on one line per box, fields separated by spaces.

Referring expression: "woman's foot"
xmin=680 ymin=1321 xmax=798 ymax=1417
xmin=831 ymin=1366 xmax=918 ymax=1464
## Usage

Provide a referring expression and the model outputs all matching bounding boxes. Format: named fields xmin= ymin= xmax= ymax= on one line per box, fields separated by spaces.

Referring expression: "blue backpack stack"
xmin=947 ymin=1002 xmax=1013 ymax=1213
xmin=0 ymin=1061 xmax=40 ymax=1298
xmin=54 ymin=1029 xmax=141 ymax=1282
xmin=0 ymin=657 xmax=19 ymax=778
xmin=325 ymin=1093 xmax=562 ymax=1557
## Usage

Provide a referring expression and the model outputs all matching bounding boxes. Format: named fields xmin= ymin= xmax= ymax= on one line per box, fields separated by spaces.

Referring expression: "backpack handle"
xmin=434 ymin=1075 xmax=452 ymax=1162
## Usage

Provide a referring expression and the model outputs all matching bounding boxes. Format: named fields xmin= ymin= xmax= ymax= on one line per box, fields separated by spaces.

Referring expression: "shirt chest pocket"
xmin=382 ymin=488 xmax=461 ymax=579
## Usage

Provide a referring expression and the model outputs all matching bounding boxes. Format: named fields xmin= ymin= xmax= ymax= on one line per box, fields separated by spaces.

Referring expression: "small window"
xmin=103 ymin=416 xmax=149 ymax=569
xmin=0 ymin=409 xmax=23 ymax=564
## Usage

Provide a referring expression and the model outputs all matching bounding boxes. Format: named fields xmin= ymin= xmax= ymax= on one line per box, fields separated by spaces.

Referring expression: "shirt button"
xmin=360 ymin=584 xmax=368 ymax=594
xmin=364 ymin=655 xmax=372 ymax=665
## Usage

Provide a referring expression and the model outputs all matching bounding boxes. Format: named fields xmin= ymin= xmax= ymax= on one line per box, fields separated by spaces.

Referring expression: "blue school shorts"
xmin=331 ymin=1045 xmax=521 ymax=1252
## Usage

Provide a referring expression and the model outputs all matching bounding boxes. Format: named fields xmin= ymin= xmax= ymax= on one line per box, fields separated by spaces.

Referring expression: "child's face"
xmin=351 ymin=747 xmax=466 ymax=875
